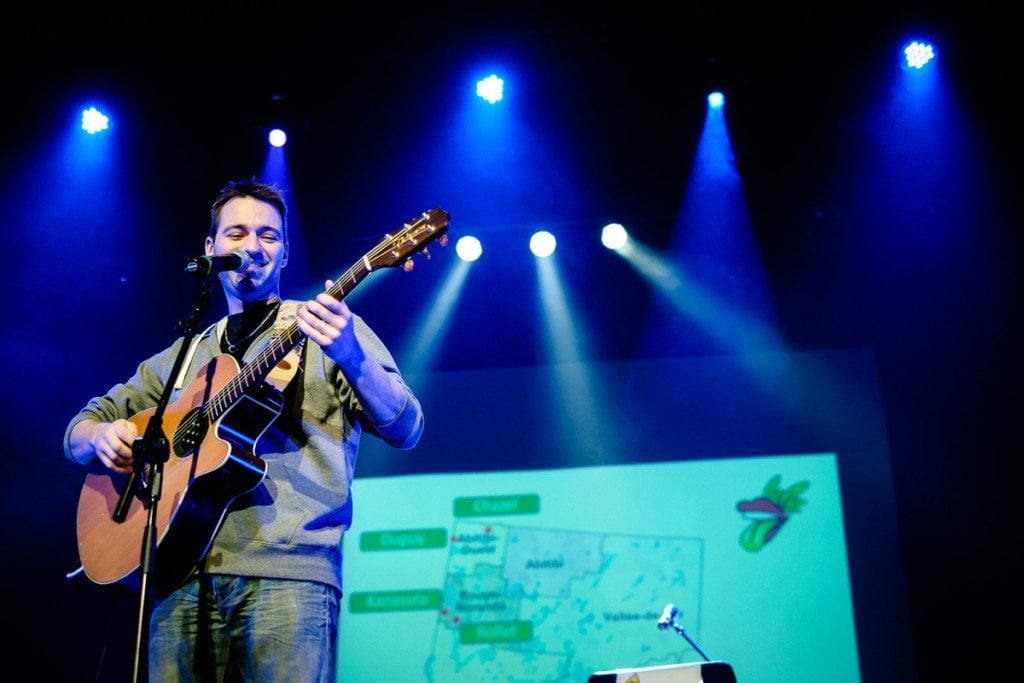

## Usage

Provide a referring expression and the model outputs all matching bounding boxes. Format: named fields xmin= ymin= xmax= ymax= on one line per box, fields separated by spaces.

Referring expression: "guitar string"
xmin=173 ymin=213 xmax=443 ymax=449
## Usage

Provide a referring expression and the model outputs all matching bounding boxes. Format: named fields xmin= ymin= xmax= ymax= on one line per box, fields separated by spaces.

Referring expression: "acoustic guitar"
xmin=75 ymin=208 xmax=450 ymax=599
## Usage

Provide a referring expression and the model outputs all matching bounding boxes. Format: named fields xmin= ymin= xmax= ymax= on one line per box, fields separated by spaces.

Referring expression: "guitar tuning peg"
xmin=403 ymin=260 xmax=415 ymax=272
xmin=422 ymin=248 xmax=431 ymax=259
xmin=439 ymin=234 xmax=449 ymax=247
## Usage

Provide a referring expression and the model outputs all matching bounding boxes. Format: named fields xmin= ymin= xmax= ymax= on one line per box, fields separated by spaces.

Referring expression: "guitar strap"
xmin=173 ymin=322 xmax=218 ymax=391
xmin=173 ymin=301 xmax=304 ymax=393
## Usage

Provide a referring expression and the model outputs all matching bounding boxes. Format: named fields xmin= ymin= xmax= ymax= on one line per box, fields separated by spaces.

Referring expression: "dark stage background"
xmin=1 ymin=5 xmax=1017 ymax=682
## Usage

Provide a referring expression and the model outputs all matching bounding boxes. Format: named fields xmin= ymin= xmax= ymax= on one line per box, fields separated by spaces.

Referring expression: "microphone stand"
xmin=112 ymin=272 xmax=216 ymax=683
xmin=663 ymin=616 xmax=713 ymax=662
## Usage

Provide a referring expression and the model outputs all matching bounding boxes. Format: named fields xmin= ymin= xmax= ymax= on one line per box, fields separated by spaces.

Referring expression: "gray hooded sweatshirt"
xmin=64 ymin=301 xmax=424 ymax=596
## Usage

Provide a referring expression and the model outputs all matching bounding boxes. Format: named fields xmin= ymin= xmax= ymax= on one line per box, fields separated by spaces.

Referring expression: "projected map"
xmin=338 ymin=455 xmax=860 ymax=683
xmin=424 ymin=518 xmax=702 ymax=681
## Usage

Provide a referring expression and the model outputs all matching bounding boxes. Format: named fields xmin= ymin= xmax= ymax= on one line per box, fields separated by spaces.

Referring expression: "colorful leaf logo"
xmin=736 ymin=474 xmax=809 ymax=552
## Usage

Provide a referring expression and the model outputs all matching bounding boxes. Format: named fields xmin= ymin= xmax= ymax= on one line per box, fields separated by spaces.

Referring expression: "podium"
xmin=588 ymin=660 xmax=736 ymax=683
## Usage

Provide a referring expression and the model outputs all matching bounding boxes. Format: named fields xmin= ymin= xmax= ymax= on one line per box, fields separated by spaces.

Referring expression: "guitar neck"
xmin=205 ymin=259 xmax=372 ymax=421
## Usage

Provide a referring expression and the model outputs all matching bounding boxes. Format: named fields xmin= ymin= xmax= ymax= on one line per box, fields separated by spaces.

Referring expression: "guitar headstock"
xmin=368 ymin=208 xmax=451 ymax=272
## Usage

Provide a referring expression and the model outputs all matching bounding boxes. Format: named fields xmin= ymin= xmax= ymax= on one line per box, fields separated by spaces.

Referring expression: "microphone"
xmin=184 ymin=250 xmax=251 ymax=276
xmin=657 ymin=603 xmax=678 ymax=631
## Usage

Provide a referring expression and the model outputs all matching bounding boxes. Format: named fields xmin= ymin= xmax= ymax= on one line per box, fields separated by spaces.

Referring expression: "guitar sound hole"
xmin=172 ymin=408 xmax=209 ymax=458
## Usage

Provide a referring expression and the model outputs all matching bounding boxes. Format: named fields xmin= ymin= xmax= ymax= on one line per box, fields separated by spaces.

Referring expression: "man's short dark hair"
xmin=209 ymin=178 xmax=288 ymax=246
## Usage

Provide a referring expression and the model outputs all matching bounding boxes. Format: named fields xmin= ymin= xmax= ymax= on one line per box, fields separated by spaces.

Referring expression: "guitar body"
xmin=76 ymin=355 xmax=278 ymax=599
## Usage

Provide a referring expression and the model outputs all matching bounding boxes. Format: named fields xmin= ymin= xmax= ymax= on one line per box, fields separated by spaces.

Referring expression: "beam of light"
xmin=262 ymin=139 xmax=289 ymax=190
xmin=842 ymin=31 xmax=986 ymax=365
xmin=536 ymin=256 xmax=585 ymax=363
xmin=398 ymin=257 xmax=472 ymax=375
xmin=619 ymin=237 xmax=790 ymax=387
xmin=260 ymin=143 xmax=314 ymax=300
xmin=536 ymin=255 xmax=611 ymax=464
xmin=639 ymin=84 xmax=780 ymax=362
xmin=348 ymin=255 xmax=468 ymax=475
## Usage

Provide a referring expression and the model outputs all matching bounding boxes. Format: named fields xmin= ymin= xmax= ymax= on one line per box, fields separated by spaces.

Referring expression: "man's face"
xmin=205 ymin=195 xmax=288 ymax=303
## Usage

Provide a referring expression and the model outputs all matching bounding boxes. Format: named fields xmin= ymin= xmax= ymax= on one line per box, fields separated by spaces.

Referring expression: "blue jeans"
xmin=149 ymin=574 xmax=340 ymax=682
